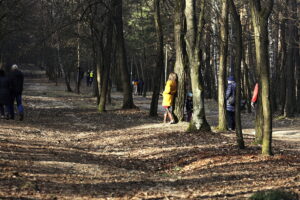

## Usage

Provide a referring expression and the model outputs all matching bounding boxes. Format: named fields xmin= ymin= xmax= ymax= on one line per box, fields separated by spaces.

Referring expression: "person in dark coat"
xmin=9 ymin=64 xmax=24 ymax=120
xmin=225 ymin=75 xmax=236 ymax=131
xmin=0 ymin=69 xmax=11 ymax=119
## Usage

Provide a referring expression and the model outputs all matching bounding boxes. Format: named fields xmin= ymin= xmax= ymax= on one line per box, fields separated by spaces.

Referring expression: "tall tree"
xmin=112 ymin=0 xmax=136 ymax=109
xmin=218 ymin=0 xmax=229 ymax=131
xmin=284 ymin=0 xmax=297 ymax=117
xmin=250 ymin=0 xmax=274 ymax=155
xmin=98 ymin=1 xmax=113 ymax=112
xmin=173 ymin=0 xmax=186 ymax=122
xmin=150 ymin=0 xmax=164 ymax=117
xmin=229 ymin=0 xmax=245 ymax=149
xmin=185 ymin=0 xmax=210 ymax=131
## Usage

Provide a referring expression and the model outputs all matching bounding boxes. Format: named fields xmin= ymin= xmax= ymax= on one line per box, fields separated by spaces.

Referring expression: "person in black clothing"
xmin=225 ymin=75 xmax=236 ymax=131
xmin=9 ymin=64 xmax=24 ymax=120
xmin=138 ymin=79 xmax=144 ymax=96
xmin=0 ymin=69 xmax=12 ymax=119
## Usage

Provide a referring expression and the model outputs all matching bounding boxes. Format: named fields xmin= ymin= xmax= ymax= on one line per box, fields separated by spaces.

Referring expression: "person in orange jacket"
xmin=162 ymin=72 xmax=177 ymax=124
xmin=251 ymin=83 xmax=259 ymax=108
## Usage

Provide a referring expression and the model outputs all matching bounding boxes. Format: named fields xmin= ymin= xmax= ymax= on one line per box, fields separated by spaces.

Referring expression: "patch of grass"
xmin=274 ymin=115 xmax=286 ymax=120
xmin=160 ymin=173 xmax=172 ymax=177
xmin=250 ymin=189 xmax=298 ymax=200
xmin=173 ymin=166 xmax=182 ymax=172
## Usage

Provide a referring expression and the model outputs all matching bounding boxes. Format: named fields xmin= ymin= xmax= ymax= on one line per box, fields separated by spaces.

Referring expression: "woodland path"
xmin=0 ymin=76 xmax=299 ymax=199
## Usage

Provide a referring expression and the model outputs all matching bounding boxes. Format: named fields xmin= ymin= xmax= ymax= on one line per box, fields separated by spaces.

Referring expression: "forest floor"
xmin=0 ymin=77 xmax=299 ymax=200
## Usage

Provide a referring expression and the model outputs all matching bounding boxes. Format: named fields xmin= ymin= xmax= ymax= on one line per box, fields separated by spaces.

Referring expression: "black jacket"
xmin=10 ymin=70 xmax=24 ymax=95
xmin=0 ymin=76 xmax=11 ymax=104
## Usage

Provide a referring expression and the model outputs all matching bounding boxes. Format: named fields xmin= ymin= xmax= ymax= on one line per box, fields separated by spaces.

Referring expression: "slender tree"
xmin=150 ymin=0 xmax=164 ymax=117
xmin=284 ymin=0 xmax=297 ymax=117
xmin=218 ymin=0 xmax=229 ymax=131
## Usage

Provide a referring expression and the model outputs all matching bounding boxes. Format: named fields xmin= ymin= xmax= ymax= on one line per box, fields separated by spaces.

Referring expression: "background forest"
xmin=0 ymin=0 xmax=299 ymax=155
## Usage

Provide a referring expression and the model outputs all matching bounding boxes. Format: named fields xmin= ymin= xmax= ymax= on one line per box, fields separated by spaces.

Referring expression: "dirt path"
xmin=0 ymin=77 xmax=299 ymax=200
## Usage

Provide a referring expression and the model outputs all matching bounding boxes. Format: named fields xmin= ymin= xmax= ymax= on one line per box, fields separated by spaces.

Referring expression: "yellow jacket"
xmin=162 ymin=80 xmax=177 ymax=107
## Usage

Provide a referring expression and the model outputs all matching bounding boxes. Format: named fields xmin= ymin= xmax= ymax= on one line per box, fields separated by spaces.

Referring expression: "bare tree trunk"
xmin=250 ymin=0 xmax=274 ymax=156
xmin=98 ymin=7 xmax=113 ymax=112
xmin=173 ymin=0 xmax=186 ymax=122
xmin=112 ymin=0 xmax=135 ymax=109
xmin=229 ymin=0 xmax=245 ymax=149
xmin=185 ymin=0 xmax=210 ymax=132
xmin=56 ymin=34 xmax=72 ymax=92
xmin=218 ymin=0 xmax=229 ymax=131
xmin=150 ymin=0 xmax=164 ymax=117
xmin=284 ymin=0 xmax=297 ymax=117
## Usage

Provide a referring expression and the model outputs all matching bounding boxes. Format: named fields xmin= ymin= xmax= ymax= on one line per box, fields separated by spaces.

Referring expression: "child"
xmin=162 ymin=72 xmax=177 ymax=124
xmin=186 ymin=92 xmax=193 ymax=122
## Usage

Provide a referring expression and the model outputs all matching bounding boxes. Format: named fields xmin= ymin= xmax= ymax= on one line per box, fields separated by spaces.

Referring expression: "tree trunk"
xmin=218 ymin=0 xmax=229 ymax=131
xmin=173 ymin=0 xmax=186 ymax=122
xmin=112 ymin=0 xmax=135 ymax=109
xmin=98 ymin=8 xmax=113 ymax=113
xmin=56 ymin=34 xmax=72 ymax=92
xmin=229 ymin=0 xmax=245 ymax=149
xmin=150 ymin=0 xmax=164 ymax=117
xmin=185 ymin=0 xmax=210 ymax=132
xmin=250 ymin=0 xmax=274 ymax=156
xmin=284 ymin=0 xmax=297 ymax=117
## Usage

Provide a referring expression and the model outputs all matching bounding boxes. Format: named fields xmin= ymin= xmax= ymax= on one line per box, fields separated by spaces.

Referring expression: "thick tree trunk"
xmin=218 ymin=0 xmax=229 ymax=131
xmin=113 ymin=0 xmax=135 ymax=109
xmin=150 ymin=0 xmax=164 ymax=117
xmin=185 ymin=0 xmax=210 ymax=132
xmin=173 ymin=0 xmax=186 ymax=122
xmin=229 ymin=0 xmax=245 ymax=149
xmin=250 ymin=0 xmax=273 ymax=156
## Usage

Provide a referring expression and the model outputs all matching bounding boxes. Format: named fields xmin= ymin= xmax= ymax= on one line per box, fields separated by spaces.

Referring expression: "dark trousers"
xmin=227 ymin=110 xmax=235 ymax=130
xmin=9 ymin=94 xmax=24 ymax=119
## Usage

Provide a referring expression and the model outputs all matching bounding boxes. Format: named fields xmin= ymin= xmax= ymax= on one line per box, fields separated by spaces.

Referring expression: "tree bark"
xmin=112 ymin=0 xmax=136 ymax=109
xmin=284 ymin=0 xmax=297 ymax=117
xmin=98 ymin=5 xmax=113 ymax=113
xmin=185 ymin=0 xmax=210 ymax=132
xmin=150 ymin=0 xmax=164 ymax=117
xmin=173 ymin=0 xmax=186 ymax=122
xmin=218 ymin=0 xmax=229 ymax=131
xmin=229 ymin=0 xmax=245 ymax=149
xmin=250 ymin=0 xmax=274 ymax=155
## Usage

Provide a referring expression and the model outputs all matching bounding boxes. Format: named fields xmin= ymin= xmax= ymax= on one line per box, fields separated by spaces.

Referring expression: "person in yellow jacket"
xmin=162 ymin=72 xmax=177 ymax=124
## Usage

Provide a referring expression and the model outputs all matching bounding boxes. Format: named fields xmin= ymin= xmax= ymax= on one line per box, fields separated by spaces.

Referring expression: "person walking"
xmin=9 ymin=64 xmax=24 ymax=120
xmin=251 ymin=83 xmax=259 ymax=108
xmin=86 ymin=70 xmax=90 ymax=86
xmin=162 ymin=72 xmax=177 ymax=124
xmin=0 ymin=69 xmax=12 ymax=119
xmin=89 ymin=70 xmax=94 ymax=86
xmin=225 ymin=75 xmax=236 ymax=131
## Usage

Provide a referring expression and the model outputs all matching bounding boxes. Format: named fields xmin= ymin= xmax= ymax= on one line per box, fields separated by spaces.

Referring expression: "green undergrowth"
xmin=250 ymin=189 xmax=298 ymax=200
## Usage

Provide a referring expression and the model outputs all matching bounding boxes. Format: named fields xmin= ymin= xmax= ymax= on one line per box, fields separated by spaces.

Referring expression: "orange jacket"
xmin=251 ymin=83 xmax=258 ymax=103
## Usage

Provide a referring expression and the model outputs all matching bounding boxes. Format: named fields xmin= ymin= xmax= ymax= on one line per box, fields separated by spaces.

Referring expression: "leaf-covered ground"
xmin=0 ymin=77 xmax=299 ymax=200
